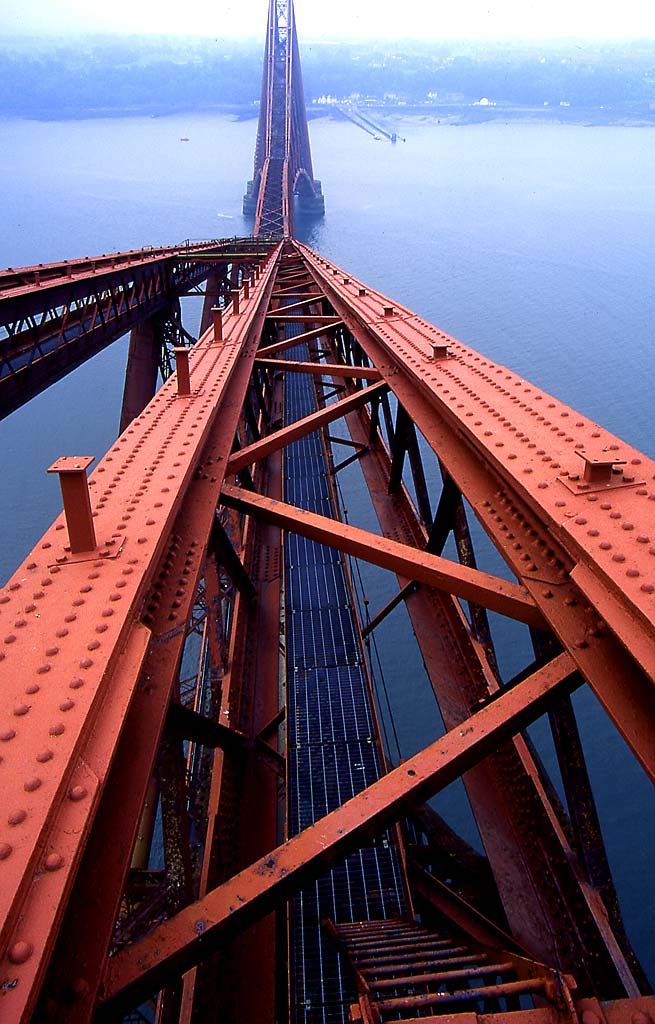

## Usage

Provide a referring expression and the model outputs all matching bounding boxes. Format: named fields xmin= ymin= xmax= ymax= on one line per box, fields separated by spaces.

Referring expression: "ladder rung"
xmin=377 ymin=977 xmax=546 ymax=1013
xmin=370 ymin=961 xmax=514 ymax=990
xmin=350 ymin=935 xmax=456 ymax=953
xmin=363 ymin=954 xmax=483 ymax=978
xmin=355 ymin=945 xmax=469 ymax=966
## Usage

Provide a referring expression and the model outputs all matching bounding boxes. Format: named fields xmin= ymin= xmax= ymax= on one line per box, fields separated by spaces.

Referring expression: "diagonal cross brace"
xmin=98 ymin=652 xmax=576 ymax=1015
xmin=220 ymin=485 xmax=544 ymax=628
xmin=226 ymin=380 xmax=388 ymax=476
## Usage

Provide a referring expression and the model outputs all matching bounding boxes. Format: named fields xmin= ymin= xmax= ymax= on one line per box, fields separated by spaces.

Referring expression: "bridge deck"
xmin=284 ymin=340 xmax=405 ymax=1022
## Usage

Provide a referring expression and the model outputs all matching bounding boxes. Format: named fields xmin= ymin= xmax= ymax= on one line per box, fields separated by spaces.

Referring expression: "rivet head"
xmin=14 ymin=705 xmax=30 ymax=717
xmin=8 ymin=809 xmax=27 ymax=826
xmin=0 ymin=842 xmax=13 ymax=860
xmin=44 ymin=852 xmax=64 ymax=871
xmin=69 ymin=678 xmax=84 ymax=690
xmin=79 ymin=658 xmax=93 ymax=669
xmin=24 ymin=777 xmax=42 ymax=792
xmin=1 ymin=729 xmax=16 ymax=742
xmin=60 ymin=699 xmax=75 ymax=712
xmin=49 ymin=723 xmax=65 ymax=736
xmin=69 ymin=785 xmax=88 ymax=802
xmin=36 ymin=749 xmax=54 ymax=762
xmin=8 ymin=940 xmax=33 ymax=965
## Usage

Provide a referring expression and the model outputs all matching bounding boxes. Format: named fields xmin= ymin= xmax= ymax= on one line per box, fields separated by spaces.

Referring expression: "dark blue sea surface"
xmin=1 ymin=111 xmax=654 ymax=981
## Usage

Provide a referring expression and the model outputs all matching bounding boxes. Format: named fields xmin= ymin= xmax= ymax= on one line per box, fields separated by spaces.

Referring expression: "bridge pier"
xmin=296 ymin=180 xmax=325 ymax=217
xmin=119 ymin=314 xmax=162 ymax=432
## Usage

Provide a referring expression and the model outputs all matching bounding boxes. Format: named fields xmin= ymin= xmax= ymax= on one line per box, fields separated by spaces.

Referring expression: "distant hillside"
xmin=1 ymin=35 xmax=654 ymax=119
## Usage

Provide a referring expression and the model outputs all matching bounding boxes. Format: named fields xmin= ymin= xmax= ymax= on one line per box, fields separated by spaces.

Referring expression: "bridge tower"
xmin=243 ymin=0 xmax=324 ymax=236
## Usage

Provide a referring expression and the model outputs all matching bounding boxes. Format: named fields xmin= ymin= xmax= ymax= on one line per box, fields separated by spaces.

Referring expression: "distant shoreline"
xmin=3 ymin=102 xmax=655 ymax=128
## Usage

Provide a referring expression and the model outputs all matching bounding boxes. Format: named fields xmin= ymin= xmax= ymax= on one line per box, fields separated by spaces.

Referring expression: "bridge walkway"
xmin=283 ymin=331 xmax=406 ymax=1022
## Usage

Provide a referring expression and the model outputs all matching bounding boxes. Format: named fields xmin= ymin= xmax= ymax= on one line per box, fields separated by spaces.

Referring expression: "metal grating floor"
xmin=284 ymin=344 xmax=405 ymax=1024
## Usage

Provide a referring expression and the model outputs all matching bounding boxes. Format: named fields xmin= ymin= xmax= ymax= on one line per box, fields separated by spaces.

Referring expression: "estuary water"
xmin=1 ymin=111 xmax=654 ymax=980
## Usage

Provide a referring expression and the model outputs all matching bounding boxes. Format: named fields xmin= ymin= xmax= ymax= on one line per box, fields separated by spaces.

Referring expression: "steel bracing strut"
xmin=0 ymin=240 xmax=654 ymax=1024
xmin=0 ymin=239 xmax=268 ymax=420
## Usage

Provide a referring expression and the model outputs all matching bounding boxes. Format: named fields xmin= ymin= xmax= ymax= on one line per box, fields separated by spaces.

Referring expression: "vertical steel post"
xmin=47 ymin=456 xmax=97 ymax=554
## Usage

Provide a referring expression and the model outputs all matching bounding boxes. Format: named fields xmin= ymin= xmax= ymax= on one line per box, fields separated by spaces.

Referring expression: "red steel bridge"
xmin=1 ymin=1 xmax=654 ymax=1022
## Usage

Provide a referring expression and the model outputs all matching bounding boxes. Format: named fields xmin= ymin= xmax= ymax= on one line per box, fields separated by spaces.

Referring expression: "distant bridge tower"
xmin=243 ymin=0 xmax=324 ymax=237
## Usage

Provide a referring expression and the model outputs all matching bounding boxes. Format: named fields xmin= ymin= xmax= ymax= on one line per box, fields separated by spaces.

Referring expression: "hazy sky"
xmin=4 ymin=0 xmax=655 ymax=40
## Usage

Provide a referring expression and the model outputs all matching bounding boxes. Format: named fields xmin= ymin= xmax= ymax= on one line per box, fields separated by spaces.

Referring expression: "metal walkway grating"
xmin=284 ymin=342 xmax=406 ymax=1023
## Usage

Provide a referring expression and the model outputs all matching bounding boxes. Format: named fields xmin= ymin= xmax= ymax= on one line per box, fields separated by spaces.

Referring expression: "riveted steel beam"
xmin=98 ymin=652 xmax=576 ymax=1014
xmin=221 ymin=484 xmax=543 ymax=628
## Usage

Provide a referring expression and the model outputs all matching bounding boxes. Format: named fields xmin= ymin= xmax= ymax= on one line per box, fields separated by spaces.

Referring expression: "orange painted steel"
xmin=99 ymin=652 xmax=576 ymax=1014
xmin=297 ymin=242 xmax=655 ymax=777
xmin=0 ymin=238 xmax=267 ymax=419
xmin=0 ymin=0 xmax=653 ymax=1013
xmin=0 ymin=242 xmax=220 ymax=298
xmin=254 ymin=356 xmax=382 ymax=379
xmin=0 ymin=244 xmax=281 ymax=1021
xmin=226 ymin=379 xmax=388 ymax=475
xmin=0 ymin=237 xmax=652 ymax=1020
xmin=256 ymin=320 xmax=344 ymax=357
xmin=220 ymin=484 xmax=544 ymax=628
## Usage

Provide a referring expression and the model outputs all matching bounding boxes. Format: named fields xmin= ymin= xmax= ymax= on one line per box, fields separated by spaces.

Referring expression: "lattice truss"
xmin=0 ymin=238 xmax=654 ymax=1024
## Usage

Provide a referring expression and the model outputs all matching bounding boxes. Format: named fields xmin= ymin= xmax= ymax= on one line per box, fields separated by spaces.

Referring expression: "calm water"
xmin=1 ymin=111 xmax=654 ymax=980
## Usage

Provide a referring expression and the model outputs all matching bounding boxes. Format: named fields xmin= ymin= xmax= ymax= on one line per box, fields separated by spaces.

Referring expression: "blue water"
xmin=1 ymin=111 xmax=654 ymax=982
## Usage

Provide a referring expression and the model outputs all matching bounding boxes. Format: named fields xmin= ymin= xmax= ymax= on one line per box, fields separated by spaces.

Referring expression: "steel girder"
xmin=0 ymin=239 xmax=267 ymax=419
xmin=0 ymin=244 xmax=282 ymax=1021
xmin=0 ymin=241 xmax=654 ymax=1022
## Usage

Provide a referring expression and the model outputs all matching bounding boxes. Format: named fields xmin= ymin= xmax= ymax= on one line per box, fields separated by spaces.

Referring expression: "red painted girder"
xmin=0 ymin=240 xmax=243 ymax=300
xmin=331 ymin=396 xmax=640 ymax=986
xmin=220 ymin=484 xmax=543 ymax=628
xmin=256 ymin=321 xmax=344 ymax=357
xmin=296 ymin=243 xmax=655 ymax=779
xmin=265 ymin=313 xmax=341 ymax=323
xmin=297 ymin=241 xmax=655 ymax=662
xmin=254 ymin=357 xmax=381 ymax=379
xmin=40 ymin=308 xmax=282 ymax=1023
xmin=98 ymin=651 xmax=575 ymax=1014
xmin=0 ymin=244 xmax=282 ymax=1018
xmin=226 ymin=380 xmax=388 ymax=475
